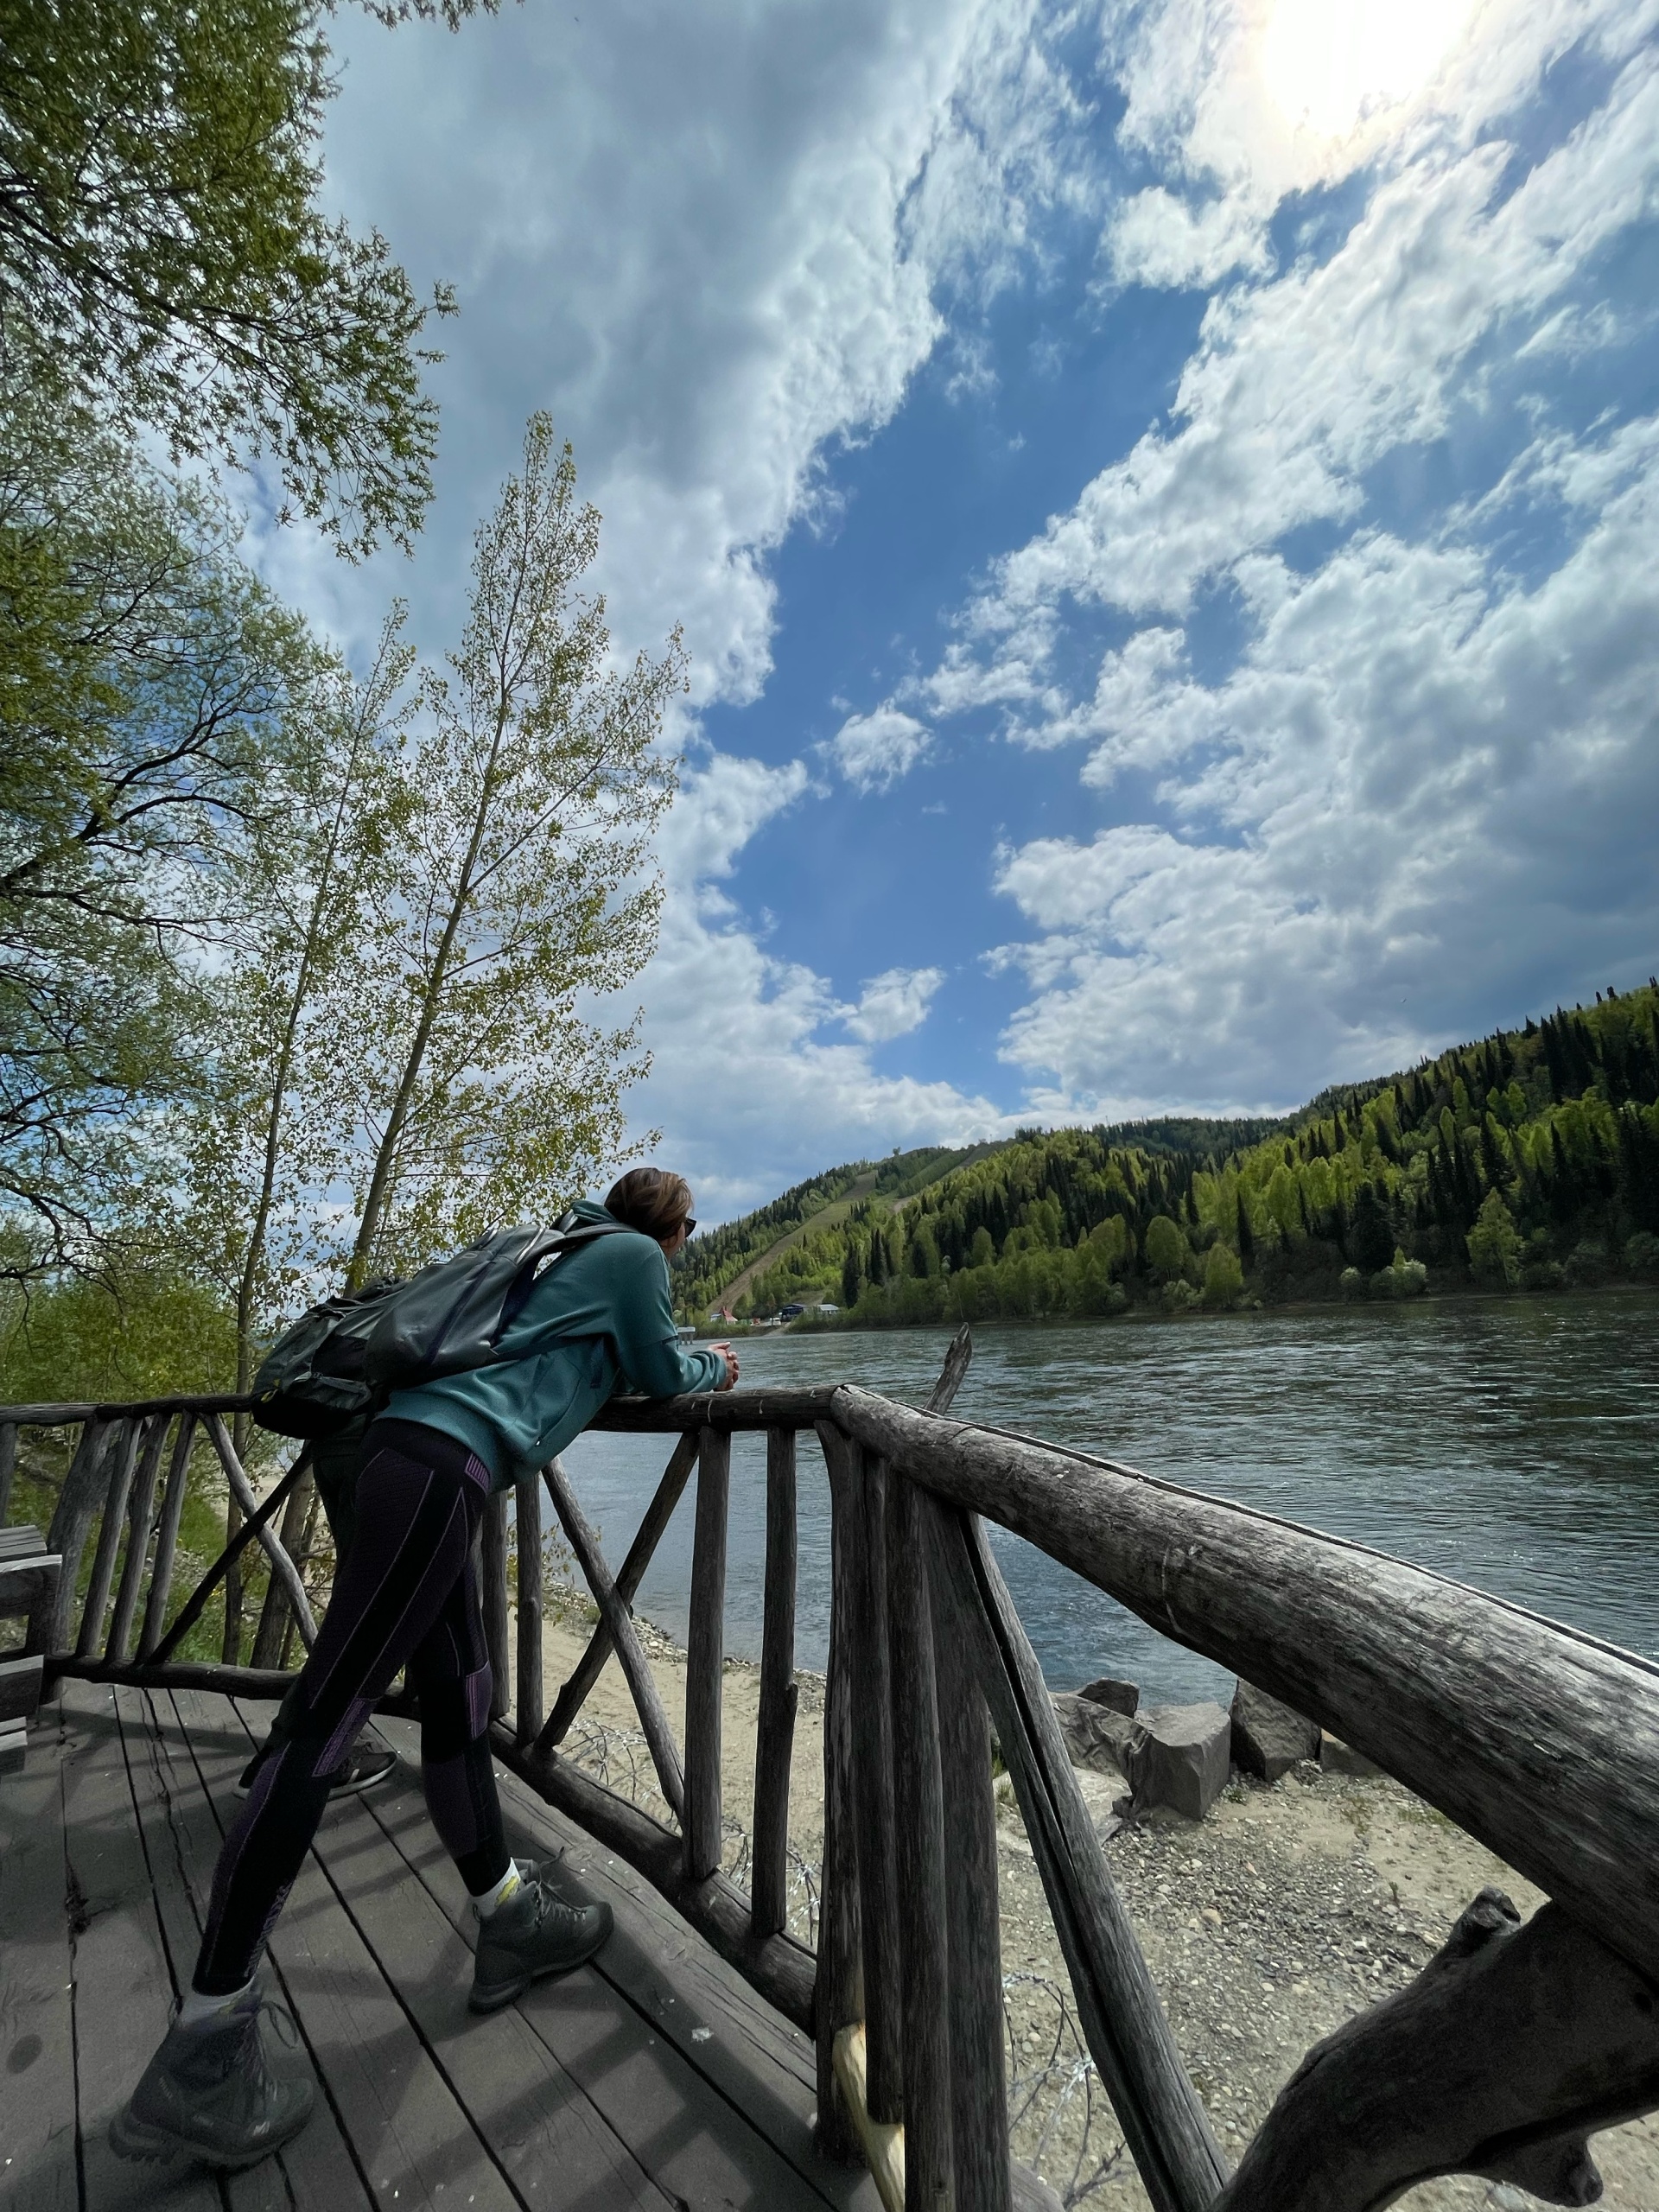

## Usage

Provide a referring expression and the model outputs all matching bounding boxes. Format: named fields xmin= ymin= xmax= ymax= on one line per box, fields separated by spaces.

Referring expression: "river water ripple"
xmin=558 ymin=1293 xmax=1659 ymax=1706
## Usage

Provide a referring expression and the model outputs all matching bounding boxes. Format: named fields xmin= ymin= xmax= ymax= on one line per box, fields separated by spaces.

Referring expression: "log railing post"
xmin=249 ymin=1463 xmax=316 ymax=1669
xmin=138 ymin=1414 xmax=196 ymax=1659
xmin=887 ymin=1470 xmax=954 ymax=2211
xmin=480 ymin=1487 xmax=511 ymax=1722
xmin=684 ymin=1426 xmax=730 ymax=1880
xmin=816 ymin=1421 xmax=865 ymax=2161
xmin=145 ymin=1451 xmax=309 ymax=1669
xmin=848 ymin=1442 xmax=905 ymax=2124
xmin=203 ymin=1417 xmax=315 ymax=1649
xmin=31 ymin=1418 xmax=113 ymax=1656
xmin=105 ymin=1412 xmax=173 ymax=1665
xmin=538 ymin=1429 xmax=699 ymax=1751
xmin=515 ymin=1471 xmax=544 ymax=1743
xmin=752 ymin=1425 xmax=798 ymax=1939
xmin=75 ymin=1418 xmax=143 ymax=1659
xmin=0 ymin=1420 xmax=16 ymax=1523
xmin=543 ymin=1454 xmax=686 ymax=1820
xmin=923 ymin=1491 xmax=1010 ymax=2212
xmin=926 ymin=1500 xmax=1227 ymax=2212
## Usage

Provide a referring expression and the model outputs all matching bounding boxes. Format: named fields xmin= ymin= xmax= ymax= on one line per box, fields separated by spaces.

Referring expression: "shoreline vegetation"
xmin=673 ymin=981 xmax=1659 ymax=1334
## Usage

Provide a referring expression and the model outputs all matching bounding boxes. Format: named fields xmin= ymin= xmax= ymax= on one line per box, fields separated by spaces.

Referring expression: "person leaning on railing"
xmin=113 ymin=1169 xmax=738 ymax=2172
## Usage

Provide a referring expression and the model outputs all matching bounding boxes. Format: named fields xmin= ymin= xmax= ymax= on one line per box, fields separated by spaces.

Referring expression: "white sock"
xmin=470 ymin=1864 xmax=524 ymax=1922
xmin=178 ymin=1979 xmax=255 ymax=2031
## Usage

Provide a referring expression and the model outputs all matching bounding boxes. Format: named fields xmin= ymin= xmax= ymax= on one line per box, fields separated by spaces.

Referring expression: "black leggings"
xmin=194 ymin=1420 xmax=510 ymax=1994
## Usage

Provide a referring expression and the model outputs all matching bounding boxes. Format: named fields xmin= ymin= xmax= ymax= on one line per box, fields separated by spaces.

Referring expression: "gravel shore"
xmin=526 ymin=1603 xmax=1659 ymax=2211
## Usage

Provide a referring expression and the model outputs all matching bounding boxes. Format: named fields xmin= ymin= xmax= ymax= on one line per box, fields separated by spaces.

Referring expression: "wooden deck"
xmin=1 ymin=1677 xmax=883 ymax=2212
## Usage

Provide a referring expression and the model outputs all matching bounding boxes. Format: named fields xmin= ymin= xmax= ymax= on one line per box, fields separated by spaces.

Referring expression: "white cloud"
xmin=844 ymin=967 xmax=948 ymax=1042
xmin=947 ymin=42 xmax=1659 ymax=660
xmin=250 ymin=0 xmax=1106 ymax=1214
xmin=236 ymin=0 xmax=1659 ymax=1189
xmin=620 ymin=755 xmax=1007 ymax=1217
xmin=988 ymin=438 xmax=1659 ymax=1108
xmin=922 ymin=1 xmax=1659 ymax=1115
xmin=292 ymin=0 xmax=1103 ymax=699
xmin=1106 ymin=186 xmax=1271 ymax=289
xmin=830 ymin=704 xmax=936 ymax=792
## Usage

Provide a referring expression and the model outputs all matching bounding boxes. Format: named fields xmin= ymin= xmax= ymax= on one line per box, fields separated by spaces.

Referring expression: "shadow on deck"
xmin=1 ymin=1678 xmax=882 ymax=2212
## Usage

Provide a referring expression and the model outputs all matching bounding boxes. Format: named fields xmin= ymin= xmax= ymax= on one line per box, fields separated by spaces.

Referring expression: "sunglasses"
xmin=679 ymin=1217 xmax=697 ymax=1237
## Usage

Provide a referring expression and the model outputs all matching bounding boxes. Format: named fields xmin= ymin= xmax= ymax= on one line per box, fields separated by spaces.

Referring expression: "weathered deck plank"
xmin=371 ymin=1714 xmax=880 ymax=2209
xmin=54 ymin=1680 xmax=219 ymax=2212
xmin=281 ymin=1752 xmax=681 ymax=2209
xmin=111 ymin=1685 xmax=371 ymax=2212
xmin=170 ymin=1688 xmax=524 ymax=2212
xmin=361 ymin=1749 xmax=849 ymax=2212
xmin=6 ymin=1679 xmax=872 ymax=2212
xmin=0 ymin=1703 xmax=79 ymax=2212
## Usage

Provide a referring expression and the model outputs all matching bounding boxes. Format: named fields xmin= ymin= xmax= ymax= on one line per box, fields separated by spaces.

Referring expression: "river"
xmin=557 ymin=1293 xmax=1659 ymax=1706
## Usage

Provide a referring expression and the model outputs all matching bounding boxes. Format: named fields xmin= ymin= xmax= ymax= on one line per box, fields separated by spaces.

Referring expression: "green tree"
xmin=907 ymin=1222 xmax=940 ymax=1279
xmin=1142 ymin=1213 xmax=1189 ymax=1281
xmin=1087 ymin=1214 xmax=1129 ymax=1273
xmin=0 ymin=0 xmax=497 ymax=555
xmin=840 ymin=1238 xmax=863 ymax=1310
xmin=340 ymin=416 xmax=684 ymax=1281
xmin=1 ymin=396 xmax=320 ymax=1278
xmin=868 ymin=1223 xmax=889 ymax=1287
xmin=182 ymin=613 xmax=413 ymax=1413
xmin=1466 ymin=1191 xmax=1522 ymax=1287
xmin=1202 ymin=1242 xmax=1243 ymax=1308
xmin=1264 ymin=1162 xmax=1300 ymax=1241
xmin=969 ymin=1224 xmax=995 ymax=1268
xmin=1348 ymin=1182 xmax=1395 ymax=1274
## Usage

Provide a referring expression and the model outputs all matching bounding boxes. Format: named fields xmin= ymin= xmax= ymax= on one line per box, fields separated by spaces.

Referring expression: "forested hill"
xmin=671 ymin=981 xmax=1659 ymax=1326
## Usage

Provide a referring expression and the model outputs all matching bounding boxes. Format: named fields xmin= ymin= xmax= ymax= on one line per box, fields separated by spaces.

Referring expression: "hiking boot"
xmin=236 ymin=1730 xmax=397 ymax=1799
xmin=111 ymin=1981 xmax=314 ymax=2171
xmin=469 ymin=1859 xmax=613 ymax=2013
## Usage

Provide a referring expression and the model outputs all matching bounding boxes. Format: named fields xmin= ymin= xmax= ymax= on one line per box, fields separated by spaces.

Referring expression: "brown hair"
xmin=605 ymin=1166 xmax=694 ymax=1242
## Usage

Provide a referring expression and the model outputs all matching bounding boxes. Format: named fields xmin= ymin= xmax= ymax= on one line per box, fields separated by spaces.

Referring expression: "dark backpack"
xmin=249 ymin=1217 xmax=632 ymax=1438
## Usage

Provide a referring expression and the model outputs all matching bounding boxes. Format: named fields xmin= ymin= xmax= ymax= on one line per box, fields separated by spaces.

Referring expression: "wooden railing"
xmin=6 ymin=1332 xmax=1659 ymax=2212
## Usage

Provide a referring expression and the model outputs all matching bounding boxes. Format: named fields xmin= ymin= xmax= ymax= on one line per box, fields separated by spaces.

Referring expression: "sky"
xmin=258 ymin=0 xmax=1659 ymax=1219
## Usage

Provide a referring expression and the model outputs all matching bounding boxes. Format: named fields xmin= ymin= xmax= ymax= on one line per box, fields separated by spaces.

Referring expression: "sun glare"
xmin=1262 ymin=0 xmax=1471 ymax=139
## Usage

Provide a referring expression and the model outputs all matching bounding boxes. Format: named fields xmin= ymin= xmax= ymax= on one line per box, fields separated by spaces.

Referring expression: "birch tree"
xmin=186 ymin=612 xmax=414 ymax=1409
xmin=337 ymin=414 xmax=684 ymax=1281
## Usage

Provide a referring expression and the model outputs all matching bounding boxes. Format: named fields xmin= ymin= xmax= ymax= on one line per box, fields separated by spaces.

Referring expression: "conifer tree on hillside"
xmin=669 ymin=980 xmax=1659 ymax=1329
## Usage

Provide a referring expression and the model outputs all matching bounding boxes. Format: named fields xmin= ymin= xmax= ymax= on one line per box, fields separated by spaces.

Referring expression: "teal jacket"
xmin=384 ymin=1200 xmax=724 ymax=1488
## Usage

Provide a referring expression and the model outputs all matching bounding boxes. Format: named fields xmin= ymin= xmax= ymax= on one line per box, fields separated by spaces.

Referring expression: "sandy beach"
xmin=523 ymin=1597 xmax=1659 ymax=2212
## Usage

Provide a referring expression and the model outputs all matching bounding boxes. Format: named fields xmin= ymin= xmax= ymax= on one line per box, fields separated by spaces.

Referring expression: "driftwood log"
xmin=593 ymin=1387 xmax=841 ymax=1432
xmin=137 ymin=1415 xmax=198 ymax=1658
xmin=479 ymin=1487 xmax=511 ymax=1719
xmin=105 ymin=1411 xmax=174 ymax=1664
xmin=834 ymin=1386 xmax=1659 ymax=1983
xmin=514 ymin=1470 xmax=544 ymax=1741
xmin=143 ymin=1445 xmax=311 ymax=1669
xmin=74 ymin=1418 xmax=144 ymax=1659
xmin=1216 ymin=1890 xmax=1659 ymax=2212
xmin=887 ymin=1468 xmax=953 ymax=2210
xmin=31 ymin=1419 xmax=116 ymax=1654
